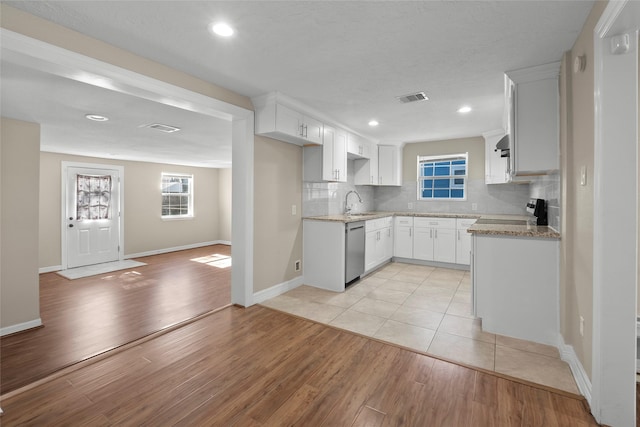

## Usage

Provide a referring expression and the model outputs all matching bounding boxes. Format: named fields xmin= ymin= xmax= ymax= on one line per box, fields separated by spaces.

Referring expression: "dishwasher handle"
xmin=348 ymin=225 xmax=364 ymax=231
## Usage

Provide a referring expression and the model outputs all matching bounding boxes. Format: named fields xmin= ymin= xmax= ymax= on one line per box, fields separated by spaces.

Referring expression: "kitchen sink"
xmin=475 ymin=218 xmax=529 ymax=225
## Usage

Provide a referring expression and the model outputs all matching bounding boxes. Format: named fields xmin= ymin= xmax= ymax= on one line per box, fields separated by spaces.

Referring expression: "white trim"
xmin=39 ymin=265 xmax=63 ymax=274
xmin=61 ymin=162 xmax=125 ymax=269
xmin=506 ymin=61 xmax=561 ymax=83
xmin=592 ymin=2 xmax=639 ymax=425
xmin=252 ymin=276 xmax=304 ymax=305
xmin=558 ymin=334 xmax=592 ymax=404
xmin=1 ymin=29 xmax=255 ymax=308
xmin=124 ymin=241 xmax=230 ymax=259
xmin=0 ymin=318 xmax=43 ymax=337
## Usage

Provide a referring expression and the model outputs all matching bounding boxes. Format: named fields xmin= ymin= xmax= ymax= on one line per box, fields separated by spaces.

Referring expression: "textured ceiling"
xmin=2 ymin=1 xmax=594 ymax=167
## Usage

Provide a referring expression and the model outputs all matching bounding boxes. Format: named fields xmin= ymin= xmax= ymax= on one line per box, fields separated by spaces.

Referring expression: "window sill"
xmin=161 ymin=215 xmax=194 ymax=221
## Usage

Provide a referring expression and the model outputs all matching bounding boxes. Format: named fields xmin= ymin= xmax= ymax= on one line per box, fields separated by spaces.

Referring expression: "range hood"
xmin=495 ymin=134 xmax=510 ymax=158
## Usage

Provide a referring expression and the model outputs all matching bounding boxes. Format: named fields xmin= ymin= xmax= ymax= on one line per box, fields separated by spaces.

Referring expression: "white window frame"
xmin=416 ymin=153 xmax=468 ymax=201
xmin=161 ymin=173 xmax=194 ymax=219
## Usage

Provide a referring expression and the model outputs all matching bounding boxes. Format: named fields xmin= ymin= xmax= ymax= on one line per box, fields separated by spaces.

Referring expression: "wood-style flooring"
xmin=0 ymin=245 xmax=231 ymax=395
xmin=0 ymin=306 xmax=599 ymax=426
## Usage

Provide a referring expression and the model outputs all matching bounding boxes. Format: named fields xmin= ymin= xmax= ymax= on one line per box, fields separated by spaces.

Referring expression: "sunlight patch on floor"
xmin=191 ymin=254 xmax=232 ymax=269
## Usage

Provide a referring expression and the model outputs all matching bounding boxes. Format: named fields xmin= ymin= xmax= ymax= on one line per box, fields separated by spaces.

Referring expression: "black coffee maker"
xmin=526 ymin=198 xmax=548 ymax=226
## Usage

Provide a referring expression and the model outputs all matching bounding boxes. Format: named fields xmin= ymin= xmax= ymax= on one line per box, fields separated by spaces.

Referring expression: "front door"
xmin=65 ymin=165 xmax=121 ymax=269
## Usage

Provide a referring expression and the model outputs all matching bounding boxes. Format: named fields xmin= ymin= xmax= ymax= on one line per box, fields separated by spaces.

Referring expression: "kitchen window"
xmin=161 ymin=173 xmax=193 ymax=218
xmin=417 ymin=153 xmax=467 ymax=200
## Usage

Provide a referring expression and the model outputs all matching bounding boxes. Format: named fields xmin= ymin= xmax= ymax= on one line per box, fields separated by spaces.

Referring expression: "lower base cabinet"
xmin=365 ymin=217 xmax=393 ymax=273
xmin=472 ymin=234 xmax=559 ymax=345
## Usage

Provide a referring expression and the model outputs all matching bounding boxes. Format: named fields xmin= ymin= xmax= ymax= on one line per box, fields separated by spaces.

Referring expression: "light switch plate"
xmin=407 ymin=203 xmax=413 ymax=210
xmin=580 ymin=166 xmax=587 ymax=186
xmin=291 ymin=204 xmax=297 ymax=215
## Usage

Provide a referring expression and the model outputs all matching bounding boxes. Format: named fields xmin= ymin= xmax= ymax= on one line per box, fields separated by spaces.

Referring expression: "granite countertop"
xmin=303 ymin=211 xmax=560 ymax=239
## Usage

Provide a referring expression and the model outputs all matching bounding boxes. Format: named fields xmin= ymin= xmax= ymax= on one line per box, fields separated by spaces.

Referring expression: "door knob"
xmin=68 ymin=224 xmax=74 ymax=228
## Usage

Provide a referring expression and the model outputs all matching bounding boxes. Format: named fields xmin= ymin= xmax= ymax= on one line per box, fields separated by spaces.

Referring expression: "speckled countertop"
xmin=303 ymin=212 xmax=560 ymax=239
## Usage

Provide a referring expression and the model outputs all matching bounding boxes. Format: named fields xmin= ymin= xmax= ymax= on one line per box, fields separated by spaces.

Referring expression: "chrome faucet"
xmin=344 ymin=190 xmax=363 ymax=215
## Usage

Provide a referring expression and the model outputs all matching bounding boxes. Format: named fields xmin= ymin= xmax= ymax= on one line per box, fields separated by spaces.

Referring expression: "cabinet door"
xmin=394 ymin=217 xmax=413 ymax=258
xmin=375 ymin=229 xmax=386 ymax=265
xmin=378 ymin=145 xmax=401 ymax=186
xmin=275 ymin=104 xmax=303 ymax=138
xmin=484 ymin=130 xmax=509 ymax=184
xmin=334 ymin=129 xmax=347 ymax=182
xmin=365 ymin=230 xmax=378 ymax=272
xmin=379 ymin=226 xmax=393 ymax=262
xmin=434 ymin=227 xmax=456 ymax=263
xmin=322 ymin=126 xmax=336 ymax=181
xmin=456 ymin=228 xmax=471 ymax=265
xmin=303 ymin=115 xmax=324 ymax=145
xmin=413 ymin=227 xmax=434 ymax=261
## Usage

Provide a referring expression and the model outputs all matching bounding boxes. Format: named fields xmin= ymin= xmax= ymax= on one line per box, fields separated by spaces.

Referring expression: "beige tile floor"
xmin=261 ymin=261 xmax=579 ymax=394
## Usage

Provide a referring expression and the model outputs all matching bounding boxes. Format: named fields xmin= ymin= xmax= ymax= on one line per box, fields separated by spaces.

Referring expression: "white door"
xmin=65 ymin=166 xmax=121 ymax=268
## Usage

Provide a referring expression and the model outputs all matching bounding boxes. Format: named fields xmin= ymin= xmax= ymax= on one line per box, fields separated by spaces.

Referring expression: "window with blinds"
xmin=161 ymin=173 xmax=193 ymax=218
xmin=417 ymin=153 xmax=468 ymax=200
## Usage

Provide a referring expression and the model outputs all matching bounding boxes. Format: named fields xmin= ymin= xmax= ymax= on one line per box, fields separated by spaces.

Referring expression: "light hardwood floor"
xmin=0 ymin=245 xmax=231 ymax=394
xmin=0 ymin=306 xmax=599 ymax=426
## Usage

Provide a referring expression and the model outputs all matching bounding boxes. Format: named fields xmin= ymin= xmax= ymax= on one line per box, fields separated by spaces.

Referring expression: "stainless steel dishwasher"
xmin=345 ymin=221 xmax=365 ymax=284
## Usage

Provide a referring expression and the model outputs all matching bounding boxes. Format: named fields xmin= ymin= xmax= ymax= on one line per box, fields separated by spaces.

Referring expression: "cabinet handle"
xmin=409 ymin=228 xmax=412 ymax=237
xmin=388 ymin=228 xmax=391 ymax=237
xmin=430 ymin=229 xmax=433 ymax=238
xmin=304 ymin=125 xmax=308 ymax=138
xmin=299 ymin=123 xmax=304 ymax=137
xmin=458 ymin=230 xmax=460 ymax=240
xmin=435 ymin=229 xmax=438 ymax=239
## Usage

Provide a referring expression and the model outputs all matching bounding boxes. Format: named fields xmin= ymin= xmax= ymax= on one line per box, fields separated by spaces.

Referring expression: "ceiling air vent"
xmin=145 ymin=123 xmax=181 ymax=133
xmin=396 ymin=91 xmax=429 ymax=104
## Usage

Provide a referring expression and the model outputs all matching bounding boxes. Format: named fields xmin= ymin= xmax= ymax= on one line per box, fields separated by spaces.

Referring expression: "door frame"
xmin=61 ymin=161 xmax=125 ymax=270
xmin=2 ymin=27 xmax=255 ymax=307
xmin=592 ymin=1 xmax=639 ymax=425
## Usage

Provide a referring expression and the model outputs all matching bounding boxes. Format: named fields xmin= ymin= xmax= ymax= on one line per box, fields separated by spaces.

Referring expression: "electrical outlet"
xmin=294 ymin=260 xmax=301 ymax=272
xmin=579 ymin=316 xmax=585 ymax=336
xmin=408 ymin=202 xmax=413 ymax=210
xmin=291 ymin=204 xmax=297 ymax=215
xmin=471 ymin=203 xmax=478 ymax=211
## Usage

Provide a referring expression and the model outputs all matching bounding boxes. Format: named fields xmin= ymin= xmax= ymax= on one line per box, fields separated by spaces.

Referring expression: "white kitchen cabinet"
xmin=303 ymin=126 xmax=347 ymax=182
xmin=365 ymin=217 xmax=393 ymax=273
xmin=320 ymin=126 xmax=347 ymax=182
xmin=455 ymin=218 xmax=476 ymax=265
xmin=354 ymin=142 xmax=379 ymax=185
xmin=506 ymin=62 xmax=560 ymax=175
xmin=347 ymin=133 xmax=370 ymax=159
xmin=253 ymin=92 xmax=324 ymax=146
xmin=393 ymin=216 xmax=414 ymax=258
xmin=483 ymin=129 xmax=510 ymax=184
xmin=378 ymin=145 xmax=402 ymax=186
xmin=472 ymin=233 xmax=559 ymax=345
xmin=413 ymin=218 xmax=456 ymax=263
xmin=303 ymin=220 xmax=346 ymax=292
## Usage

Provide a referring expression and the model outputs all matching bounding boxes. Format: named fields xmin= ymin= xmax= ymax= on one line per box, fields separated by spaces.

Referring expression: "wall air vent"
xmin=145 ymin=123 xmax=181 ymax=133
xmin=396 ymin=91 xmax=429 ymax=104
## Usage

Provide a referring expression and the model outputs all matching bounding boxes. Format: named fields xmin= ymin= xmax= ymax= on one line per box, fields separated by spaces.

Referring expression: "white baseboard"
xmin=39 ymin=265 xmax=62 ymax=274
xmin=1 ymin=318 xmax=43 ymax=337
xmin=125 ymin=240 xmax=230 ymax=259
xmin=253 ymin=276 xmax=304 ymax=305
xmin=558 ymin=334 xmax=592 ymax=404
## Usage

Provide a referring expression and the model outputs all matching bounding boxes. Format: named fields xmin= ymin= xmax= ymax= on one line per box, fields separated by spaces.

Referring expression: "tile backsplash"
xmin=303 ymin=160 xmax=534 ymax=218
xmin=528 ymin=172 xmax=561 ymax=232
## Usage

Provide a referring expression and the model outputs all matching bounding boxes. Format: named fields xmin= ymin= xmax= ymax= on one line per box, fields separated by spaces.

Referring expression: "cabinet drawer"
xmin=394 ymin=216 xmax=413 ymax=227
xmin=414 ymin=217 xmax=456 ymax=229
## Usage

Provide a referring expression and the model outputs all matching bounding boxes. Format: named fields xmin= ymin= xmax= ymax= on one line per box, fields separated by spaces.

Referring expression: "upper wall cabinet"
xmin=253 ymin=92 xmax=323 ymax=146
xmin=505 ymin=62 xmax=560 ymax=176
xmin=303 ymin=126 xmax=348 ymax=182
xmin=378 ymin=145 xmax=402 ymax=186
xmin=347 ymin=133 xmax=371 ymax=159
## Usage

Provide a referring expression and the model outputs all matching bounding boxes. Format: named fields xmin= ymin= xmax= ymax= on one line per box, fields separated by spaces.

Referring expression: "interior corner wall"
xmin=253 ymin=135 xmax=302 ymax=292
xmin=218 ymin=167 xmax=232 ymax=243
xmin=39 ymin=152 xmax=222 ymax=268
xmin=1 ymin=117 xmax=41 ymax=330
xmin=562 ymin=0 xmax=608 ymax=380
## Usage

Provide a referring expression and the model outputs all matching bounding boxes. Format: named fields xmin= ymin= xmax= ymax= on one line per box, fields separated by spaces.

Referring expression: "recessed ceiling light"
xmin=85 ymin=114 xmax=109 ymax=122
xmin=457 ymin=106 xmax=472 ymax=114
xmin=368 ymin=120 xmax=379 ymax=127
xmin=210 ymin=22 xmax=234 ymax=37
